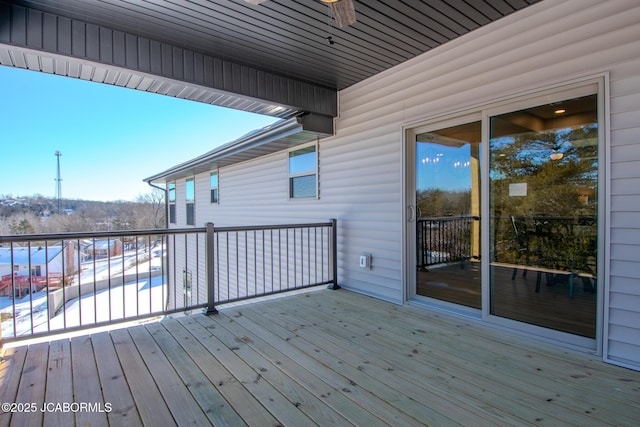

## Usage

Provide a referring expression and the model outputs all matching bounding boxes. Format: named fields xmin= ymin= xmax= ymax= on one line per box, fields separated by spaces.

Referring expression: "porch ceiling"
xmin=1 ymin=0 xmax=540 ymax=119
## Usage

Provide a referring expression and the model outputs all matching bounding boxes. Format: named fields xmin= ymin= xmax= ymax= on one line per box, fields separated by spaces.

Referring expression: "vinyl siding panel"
xmin=188 ymin=135 xmax=403 ymax=303
xmin=336 ymin=0 xmax=640 ymax=369
xmin=608 ymin=30 xmax=640 ymax=367
xmin=168 ymin=0 xmax=640 ymax=368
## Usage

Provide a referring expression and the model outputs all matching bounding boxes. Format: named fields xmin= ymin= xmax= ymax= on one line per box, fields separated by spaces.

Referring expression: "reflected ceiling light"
xmin=554 ymin=109 xmax=566 ymax=114
xmin=550 ymin=150 xmax=564 ymax=160
xmin=320 ymin=0 xmax=340 ymax=2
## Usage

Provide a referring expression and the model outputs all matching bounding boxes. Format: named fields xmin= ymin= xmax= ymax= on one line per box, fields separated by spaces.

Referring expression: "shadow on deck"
xmin=1 ymin=288 xmax=639 ymax=426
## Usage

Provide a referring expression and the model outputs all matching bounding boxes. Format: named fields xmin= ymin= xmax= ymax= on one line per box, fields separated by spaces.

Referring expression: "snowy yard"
xmin=1 ymin=246 xmax=168 ymax=339
xmin=1 ymin=275 xmax=167 ymax=338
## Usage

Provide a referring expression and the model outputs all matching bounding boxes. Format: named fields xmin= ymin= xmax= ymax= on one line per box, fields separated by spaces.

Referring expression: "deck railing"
xmin=417 ymin=216 xmax=478 ymax=267
xmin=0 ymin=220 xmax=337 ymax=343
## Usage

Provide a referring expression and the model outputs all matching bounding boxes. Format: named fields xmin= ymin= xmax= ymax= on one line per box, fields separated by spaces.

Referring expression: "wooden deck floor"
xmin=1 ymin=288 xmax=639 ymax=426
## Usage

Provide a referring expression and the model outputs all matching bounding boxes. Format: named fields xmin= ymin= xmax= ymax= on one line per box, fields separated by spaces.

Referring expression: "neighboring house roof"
xmin=145 ymin=114 xmax=333 ymax=183
xmin=0 ymin=246 xmax=63 ymax=266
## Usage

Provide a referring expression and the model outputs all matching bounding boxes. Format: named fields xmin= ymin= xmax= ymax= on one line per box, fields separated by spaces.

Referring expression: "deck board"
xmin=162 ymin=318 xmax=276 ymax=427
xmin=277 ymin=293 xmax=606 ymax=425
xmin=225 ymin=302 xmax=462 ymax=426
xmin=0 ymin=346 xmax=27 ymax=427
xmin=191 ymin=315 xmax=353 ymax=427
xmin=43 ymin=339 xmax=73 ymax=427
xmin=13 ymin=342 xmax=48 ymax=427
xmin=91 ymin=332 xmax=141 ymax=426
xmin=243 ymin=295 xmax=525 ymax=426
xmin=127 ymin=325 xmax=213 ymax=427
xmin=1 ymin=288 xmax=639 ymax=426
xmin=145 ymin=321 xmax=245 ymax=427
xmin=109 ymin=328 xmax=175 ymax=426
xmin=69 ymin=336 xmax=109 ymax=427
xmin=197 ymin=312 xmax=367 ymax=426
xmin=177 ymin=316 xmax=317 ymax=427
xmin=208 ymin=308 xmax=408 ymax=426
xmin=317 ymin=291 xmax=632 ymax=425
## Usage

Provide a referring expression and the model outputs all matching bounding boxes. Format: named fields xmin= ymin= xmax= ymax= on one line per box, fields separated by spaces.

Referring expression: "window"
xmin=210 ymin=171 xmax=219 ymax=203
xmin=168 ymin=182 xmax=176 ymax=224
xmin=289 ymin=144 xmax=317 ymax=198
xmin=186 ymin=178 xmax=195 ymax=226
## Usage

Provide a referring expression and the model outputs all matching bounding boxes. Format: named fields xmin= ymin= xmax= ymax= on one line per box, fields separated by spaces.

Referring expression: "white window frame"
xmin=402 ymin=76 xmax=606 ymax=354
xmin=482 ymin=80 xmax=605 ymax=352
xmin=168 ymin=182 xmax=176 ymax=224
xmin=210 ymin=171 xmax=219 ymax=204
xmin=288 ymin=142 xmax=318 ymax=199
xmin=185 ymin=178 xmax=195 ymax=226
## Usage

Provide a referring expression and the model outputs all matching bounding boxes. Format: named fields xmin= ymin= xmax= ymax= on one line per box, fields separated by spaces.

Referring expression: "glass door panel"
xmin=415 ymin=121 xmax=482 ymax=309
xmin=489 ymin=95 xmax=598 ymax=338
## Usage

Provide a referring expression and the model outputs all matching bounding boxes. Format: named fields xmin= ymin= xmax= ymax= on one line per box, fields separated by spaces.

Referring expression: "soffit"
xmin=8 ymin=0 xmax=540 ymax=92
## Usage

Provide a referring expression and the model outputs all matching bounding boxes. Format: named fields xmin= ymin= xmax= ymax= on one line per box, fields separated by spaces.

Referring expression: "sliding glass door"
xmin=489 ymin=94 xmax=598 ymax=338
xmin=407 ymin=83 xmax=601 ymax=342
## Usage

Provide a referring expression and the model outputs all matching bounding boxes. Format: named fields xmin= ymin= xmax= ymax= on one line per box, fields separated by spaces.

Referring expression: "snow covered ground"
xmin=1 ymin=246 xmax=168 ymax=339
xmin=78 ymin=246 xmax=165 ymax=283
xmin=1 ymin=275 xmax=167 ymax=338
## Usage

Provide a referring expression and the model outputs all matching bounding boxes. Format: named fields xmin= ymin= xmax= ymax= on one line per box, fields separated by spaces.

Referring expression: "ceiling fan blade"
xmin=330 ymin=0 xmax=357 ymax=28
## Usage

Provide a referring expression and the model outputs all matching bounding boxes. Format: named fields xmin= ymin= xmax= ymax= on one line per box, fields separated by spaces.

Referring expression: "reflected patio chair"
xmin=510 ymin=216 xmax=544 ymax=293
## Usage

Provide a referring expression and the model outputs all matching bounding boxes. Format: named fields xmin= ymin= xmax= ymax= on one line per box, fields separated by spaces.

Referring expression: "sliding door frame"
xmin=402 ymin=75 xmax=607 ymax=354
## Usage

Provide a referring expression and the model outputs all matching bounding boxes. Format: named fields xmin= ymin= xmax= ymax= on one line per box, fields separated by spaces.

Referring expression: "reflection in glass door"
xmin=489 ymin=94 xmax=598 ymax=338
xmin=415 ymin=122 xmax=481 ymax=309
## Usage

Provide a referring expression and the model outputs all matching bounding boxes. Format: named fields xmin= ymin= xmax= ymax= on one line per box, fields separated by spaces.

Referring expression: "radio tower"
xmin=55 ymin=150 xmax=62 ymax=214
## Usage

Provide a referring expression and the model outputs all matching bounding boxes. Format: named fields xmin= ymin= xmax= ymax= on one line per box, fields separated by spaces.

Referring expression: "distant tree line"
xmin=417 ymin=189 xmax=471 ymax=218
xmin=0 ymin=189 xmax=165 ymax=235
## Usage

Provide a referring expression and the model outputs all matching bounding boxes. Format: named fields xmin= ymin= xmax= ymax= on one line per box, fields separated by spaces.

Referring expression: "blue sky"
xmin=416 ymin=143 xmax=472 ymax=192
xmin=0 ymin=66 xmax=277 ymax=202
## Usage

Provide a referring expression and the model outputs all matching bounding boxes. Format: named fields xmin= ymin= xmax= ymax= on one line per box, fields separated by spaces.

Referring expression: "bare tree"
xmin=133 ymin=188 xmax=166 ymax=229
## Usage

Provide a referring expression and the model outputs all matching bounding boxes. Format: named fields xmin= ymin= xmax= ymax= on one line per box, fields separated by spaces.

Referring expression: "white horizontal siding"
xmin=168 ymin=0 xmax=640 ymax=366
xmin=186 ymin=130 xmax=403 ymax=303
xmin=607 ymin=5 xmax=640 ymax=368
xmin=339 ymin=0 xmax=640 ymax=369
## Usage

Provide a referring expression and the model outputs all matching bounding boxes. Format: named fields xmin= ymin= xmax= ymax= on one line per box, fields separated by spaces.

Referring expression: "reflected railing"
xmin=417 ymin=216 xmax=479 ymax=267
xmin=493 ymin=215 xmax=597 ymax=297
xmin=494 ymin=215 xmax=597 ymax=274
